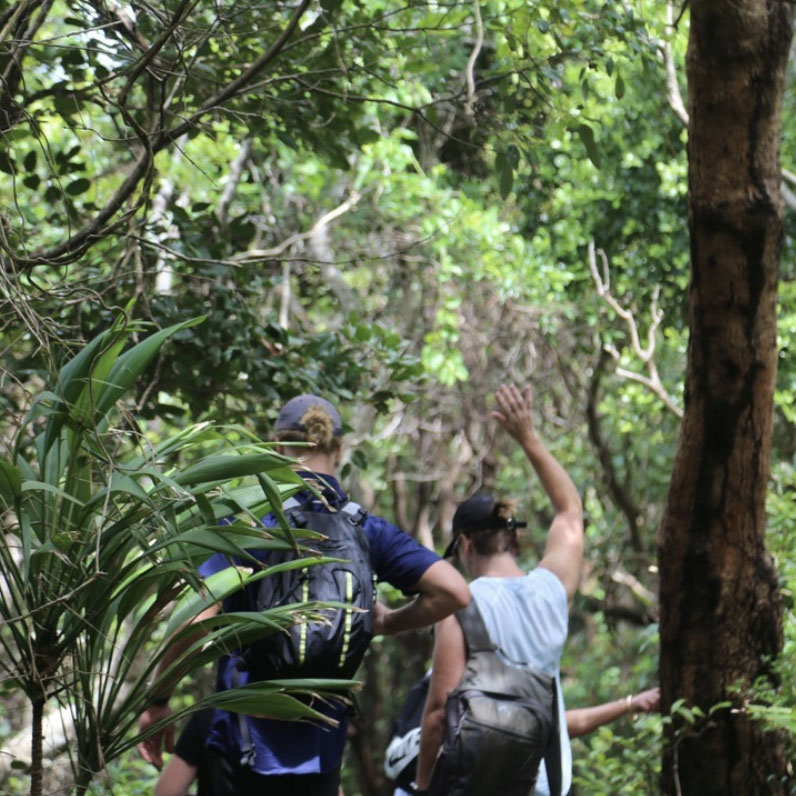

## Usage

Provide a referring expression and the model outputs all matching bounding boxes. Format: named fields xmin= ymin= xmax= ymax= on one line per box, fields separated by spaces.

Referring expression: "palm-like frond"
xmin=0 ymin=317 xmax=357 ymax=794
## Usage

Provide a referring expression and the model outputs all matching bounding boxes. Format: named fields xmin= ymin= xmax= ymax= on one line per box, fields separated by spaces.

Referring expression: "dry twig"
xmin=588 ymin=240 xmax=683 ymax=419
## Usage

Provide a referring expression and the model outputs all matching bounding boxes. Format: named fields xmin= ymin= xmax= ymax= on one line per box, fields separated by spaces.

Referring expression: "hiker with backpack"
xmin=384 ymin=674 xmax=660 ymax=795
xmin=414 ymin=383 xmax=584 ymax=796
xmin=138 ymin=394 xmax=470 ymax=796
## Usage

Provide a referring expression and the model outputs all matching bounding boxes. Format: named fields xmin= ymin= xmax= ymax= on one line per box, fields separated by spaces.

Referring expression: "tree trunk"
xmin=658 ymin=0 xmax=792 ymax=793
xmin=29 ymin=697 xmax=44 ymax=796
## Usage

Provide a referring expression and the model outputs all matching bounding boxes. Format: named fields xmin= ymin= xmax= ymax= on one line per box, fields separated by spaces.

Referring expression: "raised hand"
xmin=491 ymin=383 xmax=536 ymax=443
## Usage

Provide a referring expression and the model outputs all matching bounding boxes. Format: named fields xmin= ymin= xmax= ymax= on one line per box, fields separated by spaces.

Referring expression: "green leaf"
xmin=0 ymin=461 xmax=22 ymax=506
xmin=156 ymin=526 xmax=304 ymax=561
xmin=32 ymin=322 xmax=117 ymax=459
xmin=94 ymin=317 xmax=205 ymax=424
xmin=505 ymin=145 xmax=520 ymax=168
xmin=351 ymin=450 xmax=367 ymax=470
xmin=499 ymin=165 xmax=514 ymax=199
xmin=320 ymin=0 xmax=344 ymax=13
xmin=0 ymin=151 xmax=14 ymax=174
xmin=23 ymin=151 xmax=37 ymax=171
xmin=70 ymin=327 xmax=131 ymax=427
xmin=65 ymin=178 xmax=91 ymax=195
xmin=173 ymin=451 xmax=295 ymax=487
xmin=615 ymin=73 xmax=625 ymax=100
xmin=576 ymin=124 xmax=602 ymax=169
xmin=205 ymin=688 xmax=340 ymax=723
xmin=256 ymin=471 xmax=299 ymax=551
xmin=21 ymin=479 xmax=86 ymax=507
xmin=81 ymin=471 xmax=154 ymax=516
xmin=164 ymin=567 xmax=253 ymax=637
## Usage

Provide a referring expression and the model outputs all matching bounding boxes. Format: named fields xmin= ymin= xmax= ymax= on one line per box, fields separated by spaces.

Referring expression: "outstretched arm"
xmin=566 ymin=687 xmax=660 ymax=738
xmin=493 ymin=384 xmax=584 ymax=600
xmin=374 ymin=560 xmax=470 ymax=636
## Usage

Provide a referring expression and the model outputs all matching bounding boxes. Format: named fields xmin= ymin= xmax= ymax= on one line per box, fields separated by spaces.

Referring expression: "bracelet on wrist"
xmin=625 ymin=694 xmax=633 ymax=713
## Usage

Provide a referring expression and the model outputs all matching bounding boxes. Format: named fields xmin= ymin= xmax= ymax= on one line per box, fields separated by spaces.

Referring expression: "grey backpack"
xmin=429 ymin=599 xmax=561 ymax=796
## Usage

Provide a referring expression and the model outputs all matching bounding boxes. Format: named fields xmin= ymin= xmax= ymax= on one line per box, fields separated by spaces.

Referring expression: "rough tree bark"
xmin=658 ymin=0 xmax=792 ymax=793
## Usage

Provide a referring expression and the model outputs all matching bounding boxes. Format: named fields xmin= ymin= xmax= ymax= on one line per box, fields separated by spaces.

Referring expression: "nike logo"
xmin=385 ymin=728 xmax=421 ymax=775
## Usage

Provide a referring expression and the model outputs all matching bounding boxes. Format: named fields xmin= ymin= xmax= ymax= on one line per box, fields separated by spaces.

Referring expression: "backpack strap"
xmin=455 ymin=597 xmax=497 ymax=654
xmin=340 ymin=500 xmax=366 ymax=524
xmin=543 ymin=677 xmax=562 ymax=796
xmin=281 ymin=495 xmax=366 ymax=522
xmin=282 ymin=496 xmax=303 ymax=512
xmin=231 ymin=664 xmax=257 ymax=768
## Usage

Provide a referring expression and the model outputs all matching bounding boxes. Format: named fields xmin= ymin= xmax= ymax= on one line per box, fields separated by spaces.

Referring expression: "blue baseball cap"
xmin=274 ymin=394 xmax=343 ymax=436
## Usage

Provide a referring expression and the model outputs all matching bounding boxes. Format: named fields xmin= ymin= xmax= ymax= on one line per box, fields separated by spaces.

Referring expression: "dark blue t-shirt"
xmin=198 ymin=472 xmax=439 ymax=776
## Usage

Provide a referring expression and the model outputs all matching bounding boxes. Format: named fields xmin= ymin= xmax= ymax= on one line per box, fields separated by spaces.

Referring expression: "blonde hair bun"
xmin=301 ymin=406 xmax=335 ymax=448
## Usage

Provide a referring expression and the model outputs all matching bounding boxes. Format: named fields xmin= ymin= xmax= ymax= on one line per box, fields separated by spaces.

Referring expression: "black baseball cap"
xmin=443 ymin=492 xmax=527 ymax=558
xmin=274 ymin=394 xmax=343 ymax=436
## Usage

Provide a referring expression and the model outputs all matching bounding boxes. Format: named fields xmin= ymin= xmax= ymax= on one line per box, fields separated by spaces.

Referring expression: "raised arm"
xmin=374 ymin=559 xmax=470 ymax=636
xmin=492 ymin=383 xmax=584 ymax=600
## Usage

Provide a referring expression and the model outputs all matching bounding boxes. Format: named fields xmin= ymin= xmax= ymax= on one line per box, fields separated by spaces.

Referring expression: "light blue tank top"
xmin=469 ymin=567 xmax=572 ymax=796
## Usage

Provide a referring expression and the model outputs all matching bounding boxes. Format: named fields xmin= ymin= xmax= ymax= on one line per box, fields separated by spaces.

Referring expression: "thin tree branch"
xmin=217 ymin=139 xmax=253 ymax=226
xmin=231 ymin=191 xmax=361 ymax=263
xmin=664 ymin=2 xmax=689 ymax=127
xmin=588 ymin=240 xmax=683 ymax=419
xmin=156 ymin=0 xmax=312 ymax=148
xmin=586 ymin=347 xmax=644 ymax=552
xmin=0 ymin=0 xmax=54 ymax=133
xmin=9 ymin=0 xmax=312 ymax=271
xmin=464 ymin=0 xmax=484 ymax=117
xmin=116 ymin=0 xmax=198 ymax=107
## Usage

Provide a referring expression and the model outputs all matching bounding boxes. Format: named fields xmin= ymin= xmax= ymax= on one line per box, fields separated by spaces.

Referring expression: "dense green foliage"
xmin=0 ymin=317 xmax=363 ymax=793
xmin=2 ymin=0 xmax=796 ymax=792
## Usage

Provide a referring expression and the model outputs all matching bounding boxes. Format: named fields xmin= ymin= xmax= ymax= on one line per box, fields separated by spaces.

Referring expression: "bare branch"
xmin=464 ymin=0 xmax=484 ymax=118
xmin=231 ymin=191 xmax=361 ymax=263
xmin=588 ymin=240 xmax=683 ymax=418
xmin=664 ymin=2 xmax=689 ymax=127
xmin=0 ymin=0 xmax=54 ymax=132
xmin=586 ymin=347 xmax=644 ymax=552
xmin=279 ymin=260 xmax=292 ymax=329
xmin=217 ymin=139 xmax=253 ymax=226
xmin=611 ymin=567 xmax=656 ymax=607
xmin=783 ymin=181 xmax=796 ymax=212
xmin=780 ymin=169 xmax=796 ymax=212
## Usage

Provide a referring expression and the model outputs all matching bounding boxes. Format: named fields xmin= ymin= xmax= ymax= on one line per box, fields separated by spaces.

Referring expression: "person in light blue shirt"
xmin=415 ymin=383 xmax=584 ymax=796
xmin=386 ymin=676 xmax=659 ymax=796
